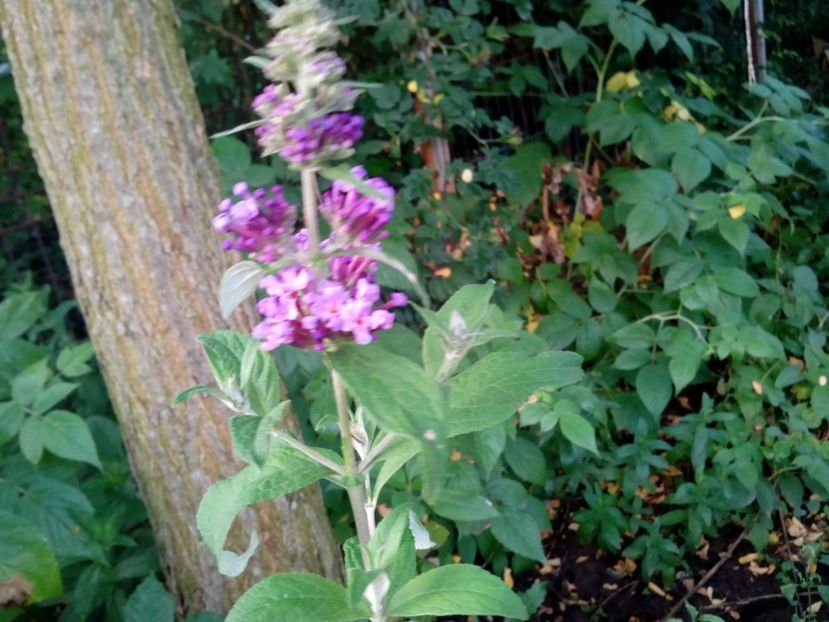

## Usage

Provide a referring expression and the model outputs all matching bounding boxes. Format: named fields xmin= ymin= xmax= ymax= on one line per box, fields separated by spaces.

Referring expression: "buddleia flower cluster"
xmin=250 ymin=0 xmax=363 ymax=167
xmin=213 ymin=0 xmax=407 ymax=352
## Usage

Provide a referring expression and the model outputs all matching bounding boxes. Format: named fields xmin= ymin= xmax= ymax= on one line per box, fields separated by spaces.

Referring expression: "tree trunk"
xmin=0 ymin=0 xmax=341 ymax=614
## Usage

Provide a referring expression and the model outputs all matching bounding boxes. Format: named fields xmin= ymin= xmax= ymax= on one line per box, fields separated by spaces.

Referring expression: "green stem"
xmin=331 ymin=370 xmax=373 ymax=551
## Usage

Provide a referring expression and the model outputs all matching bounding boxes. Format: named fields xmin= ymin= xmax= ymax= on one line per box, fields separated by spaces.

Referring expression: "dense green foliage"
xmin=3 ymin=0 xmax=829 ymax=619
xmin=0 ymin=281 xmax=167 ymax=621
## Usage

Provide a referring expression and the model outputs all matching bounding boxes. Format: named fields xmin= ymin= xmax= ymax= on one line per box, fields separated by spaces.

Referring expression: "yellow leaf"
xmin=625 ymin=70 xmax=640 ymax=89
xmin=728 ymin=204 xmax=747 ymax=219
xmin=407 ymin=80 xmax=418 ymax=93
xmin=502 ymin=567 xmax=514 ymax=589
xmin=606 ymin=71 xmax=629 ymax=93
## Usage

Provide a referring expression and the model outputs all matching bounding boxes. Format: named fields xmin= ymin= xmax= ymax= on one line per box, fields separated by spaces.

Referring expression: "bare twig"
xmin=662 ymin=515 xmax=759 ymax=621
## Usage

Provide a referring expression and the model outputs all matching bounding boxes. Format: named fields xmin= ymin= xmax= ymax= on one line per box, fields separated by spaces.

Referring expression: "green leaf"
xmin=197 ymin=440 xmax=334 ymax=575
xmin=40 ymin=410 xmax=102 ymax=468
xmin=329 ymin=343 xmax=446 ymax=442
xmin=198 ymin=330 xmax=251 ymax=393
xmin=636 ymin=363 xmax=672 ymax=416
xmin=430 ymin=490 xmax=499 ymax=521
xmin=11 ymin=359 xmax=51 ymax=407
xmin=239 ymin=339 xmax=282 ymax=419
xmin=31 ymin=382 xmax=78 ymax=415
xmin=740 ymin=326 xmax=785 ymax=360
xmin=718 ymin=218 xmax=750 ymax=255
xmin=504 ymin=437 xmax=547 ymax=485
xmin=586 ymin=100 xmax=636 ymax=146
xmin=532 ymin=22 xmax=588 ymax=72
xmin=172 ymin=385 xmax=227 ymax=407
xmin=422 ymin=283 xmax=494 ymax=377
xmin=491 ymin=511 xmax=546 ymax=561
xmin=672 ymin=147 xmax=711 ymax=192
xmin=501 ymin=144 xmax=551 ymax=207
xmin=386 ymin=564 xmax=529 ymax=620
xmin=56 ymin=342 xmax=95 ymax=377
xmin=626 ymin=203 xmax=667 ymax=250
xmin=0 ymin=402 xmax=24 ymax=440
xmin=19 ymin=417 xmax=44 ymax=463
xmin=720 ymin=0 xmax=740 ymax=13
xmin=371 ymin=438 xmax=419 ymax=504
xmin=0 ymin=511 xmax=62 ymax=603
xmin=609 ymin=7 xmax=647 ymax=56
xmin=447 ymin=351 xmax=583 ymax=437
xmin=613 ymin=348 xmax=651 ymax=371
xmin=663 ymin=257 xmax=704 ymax=293
xmin=124 ymin=575 xmax=174 ymax=622
xmin=559 ymin=410 xmax=598 ymax=454
xmin=668 ymin=338 xmax=706 ymax=393
xmin=611 ymin=323 xmax=656 ymax=349
xmin=0 ymin=292 xmax=46 ymax=340
xmin=230 ymin=402 xmax=289 ymax=465
xmin=220 ymin=261 xmax=265 ymax=320
xmin=226 ymin=573 xmax=368 ymax=622
xmin=588 ymin=278 xmax=616 ymax=312
xmin=714 ymin=268 xmax=760 ymax=297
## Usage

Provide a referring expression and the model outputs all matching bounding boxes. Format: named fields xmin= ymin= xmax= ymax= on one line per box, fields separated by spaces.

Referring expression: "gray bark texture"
xmin=0 ymin=0 xmax=341 ymax=613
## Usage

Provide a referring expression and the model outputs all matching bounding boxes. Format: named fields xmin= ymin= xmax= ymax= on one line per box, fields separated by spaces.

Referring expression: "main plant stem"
xmin=301 ymin=167 xmax=321 ymax=254
xmin=331 ymin=369 xmax=373 ymax=552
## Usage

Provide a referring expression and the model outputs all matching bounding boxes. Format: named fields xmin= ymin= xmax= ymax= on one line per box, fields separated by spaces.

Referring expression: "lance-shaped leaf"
xmin=210 ymin=119 xmax=267 ymax=139
xmin=447 ymin=350 xmax=584 ymax=437
xmin=328 ymin=343 xmax=447 ymax=502
xmin=226 ymin=573 xmax=369 ymax=622
xmin=386 ymin=564 xmax=529 ymax=620
xmin=196 ymin=439 xmax=338 ymax=576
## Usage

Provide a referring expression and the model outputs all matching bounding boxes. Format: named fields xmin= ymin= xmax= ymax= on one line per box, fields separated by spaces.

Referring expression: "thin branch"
xmin=663 ymin=514 xmax=759 ymax=620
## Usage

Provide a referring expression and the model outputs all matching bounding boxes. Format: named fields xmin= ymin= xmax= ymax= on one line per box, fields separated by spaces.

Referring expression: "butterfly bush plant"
xmin=176 ymin=1 xmax=583 ymax=620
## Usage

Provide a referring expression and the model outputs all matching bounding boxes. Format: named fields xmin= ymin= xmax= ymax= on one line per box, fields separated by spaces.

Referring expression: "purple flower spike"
xmin=319 ymin=166 xmax=395 ymax=245
xmin=252 ymin=260 xmax=405 ymax=351
xmin=213 ymin=185 xmax=297 ymax=262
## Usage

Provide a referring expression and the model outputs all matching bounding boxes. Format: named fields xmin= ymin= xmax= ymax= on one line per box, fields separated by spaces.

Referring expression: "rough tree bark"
xmin=0 ymin=0 xmax=341 ymax=613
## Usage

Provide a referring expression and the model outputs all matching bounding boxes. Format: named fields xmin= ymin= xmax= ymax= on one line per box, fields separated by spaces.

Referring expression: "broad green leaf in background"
xmin=504 ymin=436 xmax=547 ymax=485
xmin=430 ymin=490 xmax=500 ymax=522
xmin=11 ymin=359 xmax=51 ymax=407
xmin=0 ymin=511 xmax=62 ymax=604
xmin=491 ymin=511 xmax=546 ymax=561
xmin=636 ymin=363 xmax=673 ymax=416
xmin=386 ymin=564 xmax=529 ymax=620
xmin=559 ymin=408 xmax=599 ymax=455
xmin=672 ymin=147 xmax=711 ymax=191
xmin=626 ymin=203 xmax=668 ymax=250
xmin=447 ymin=350 xmax=583 ymax=436
xmin=0 ymin=292 xmax=46 ymax=341
xmin=226 ymin=573 xmax=369 ymax=622
xmin=501 ymin=143 xmax=551 ymax=207
xmin=31 ymin=382 xmax=78 ymax=415
xmin=56 ymin=342 xmax=95 ymax=377
xmin=124 ymin=575 xmax=174 ymax=622
xmin=39 ymin=410 xmax=102 ymax=468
